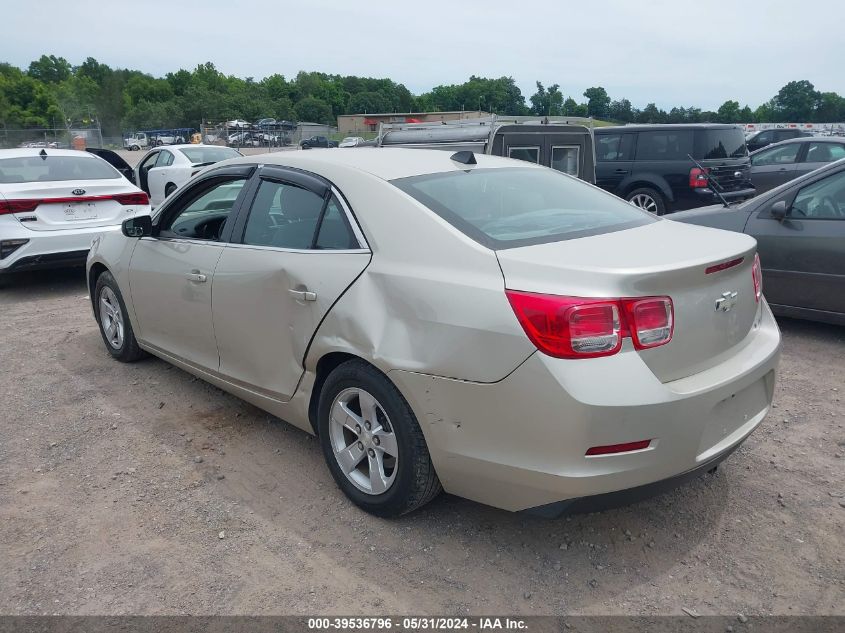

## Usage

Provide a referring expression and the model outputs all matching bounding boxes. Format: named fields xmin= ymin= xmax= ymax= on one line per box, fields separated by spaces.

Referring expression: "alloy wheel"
xmin=629 ymin=193 xmax=659 ymax=214
xmin=99 ymin=287 xmax=125 ymax=349
xmin=328 ymin=387 xmax=399 ymax=495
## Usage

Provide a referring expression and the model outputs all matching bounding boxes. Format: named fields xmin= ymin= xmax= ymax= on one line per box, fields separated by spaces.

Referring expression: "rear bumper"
xmin=687 ymin=186 xmax=756 ymax=208
xmin=390 ymin=301 xmax=781 ymax=513
xmin=0 ymin=222 xmax=120 ymax=274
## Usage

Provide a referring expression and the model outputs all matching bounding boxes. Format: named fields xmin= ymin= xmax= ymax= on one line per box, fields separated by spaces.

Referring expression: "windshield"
xmin=392 ymin=167 xmax=655 ymax=249
xmin=179 ymin=147 xmax=241 ymax=164
xmin=0 ymin=155 xmax=120 ymax=183
xmin=697 ymin=129 xmax=748 ymax=159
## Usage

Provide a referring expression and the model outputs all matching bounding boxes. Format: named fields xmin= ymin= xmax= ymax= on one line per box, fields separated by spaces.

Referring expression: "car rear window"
xmin=696 ymin=129 xmax=748 ymax=159
xmin=178 ymin=147 xmax=241 ymax=164
xmin=0 ymin=155 xmax=120 ymax=183
xmin=391 ymin=167 xmax=655 ymax=249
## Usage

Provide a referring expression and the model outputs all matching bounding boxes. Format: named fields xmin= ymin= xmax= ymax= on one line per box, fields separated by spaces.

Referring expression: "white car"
xmin=339 ymin=136 xmax=365 ymax=148
xmin=0 ymin=148 xmax=150 ymax=277
xmin=133 ymin=145 xmax=242 ymax=208
xmin=225 ymin=119 xmax=251 ymax=129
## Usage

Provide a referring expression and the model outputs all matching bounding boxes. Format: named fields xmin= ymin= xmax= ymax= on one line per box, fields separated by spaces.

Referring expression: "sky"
xmin=4 ymin=0 xmax=845 ymax=110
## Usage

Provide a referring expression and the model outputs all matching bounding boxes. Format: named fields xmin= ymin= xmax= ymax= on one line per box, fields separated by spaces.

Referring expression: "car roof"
xmin=749 ymin=135 xmax=845 ymax=154
xmin=597 ymin=124 xmax=741 ymax=132
xmin=0 ymin=148 xmax=104 ymax=159
xmin=217 ymin=147 xmax=534 ymax=181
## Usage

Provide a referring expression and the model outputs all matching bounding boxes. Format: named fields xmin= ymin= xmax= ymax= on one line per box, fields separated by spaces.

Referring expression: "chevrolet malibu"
xmin=86 ymin=148 xmax=781 ymax=517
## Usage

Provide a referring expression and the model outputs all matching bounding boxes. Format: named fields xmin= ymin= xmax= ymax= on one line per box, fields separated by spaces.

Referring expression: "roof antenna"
xmin=39 ymin=149 xmax=48 ymax=160
xmin=450 ymin=150 xmax=476 ymax=165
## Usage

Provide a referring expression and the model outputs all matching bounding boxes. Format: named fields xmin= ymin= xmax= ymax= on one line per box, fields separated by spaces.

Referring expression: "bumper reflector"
xmin=0 ymin=239 xmax=29 ymax=259
xmin=585 ymin=440 xmax=651 ymax=456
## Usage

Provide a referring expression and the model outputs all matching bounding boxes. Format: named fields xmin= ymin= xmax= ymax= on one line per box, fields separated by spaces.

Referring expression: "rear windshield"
xmin=392 ymin=167 xmax=655 ymax=249
xmin=0 ymin=155 xmax=120 ymax=183
xmin=696 ymin=129 xmax=748 ymax=159
xmin=178 ymin=147 xmax=241 ymax=164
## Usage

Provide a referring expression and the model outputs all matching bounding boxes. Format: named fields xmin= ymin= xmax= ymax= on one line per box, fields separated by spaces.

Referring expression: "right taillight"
xmin=505 ymin=291 xmax=673 ymax=359
xmin=752 ymin=253 xmax=762 ymax=303
xmin=689 ymin=167 xmax=710 ymax=189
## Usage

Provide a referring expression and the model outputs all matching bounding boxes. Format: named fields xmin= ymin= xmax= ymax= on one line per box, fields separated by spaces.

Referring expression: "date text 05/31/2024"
xmin=307 ymin=617 xmax=528 ymax=630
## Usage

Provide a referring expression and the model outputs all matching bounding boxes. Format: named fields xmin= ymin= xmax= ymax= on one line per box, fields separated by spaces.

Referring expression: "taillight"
xmin=752 ymin=253 xmax=762 ymax=303
xmin=505 ymin=291 xmax=673 ymax=359
xmin=113 ymin=192 xmax=149 ymax=206
xmin=689 ymin=167 xmax=710 ymax=189
xmin=620 ymin=297 xmax=674 ymax=349
xmin=0 ymin=192 xmax=148 ymax=215
xmin=0 ymin=199 xmax=40 ymax=215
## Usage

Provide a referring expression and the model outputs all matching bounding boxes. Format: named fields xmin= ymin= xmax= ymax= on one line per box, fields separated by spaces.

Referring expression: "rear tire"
xmin=164 ymin=183 xmax=177 ymax=198
xmin=626 ymin=187 xmax=667 ymax=215
xmin=94 ymin=271 xmax=146 ymax=363
xmin=317 ymin=360 xmax=441 ymax=517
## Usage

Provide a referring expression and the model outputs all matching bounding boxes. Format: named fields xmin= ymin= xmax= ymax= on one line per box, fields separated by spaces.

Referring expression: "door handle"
xmin=288 ymin=288 xmax=317 ymax=301
xmin=185 ymin=271 xmax=207 ymax=283
xmin=614 ymin=169 xmax=628 ymax=173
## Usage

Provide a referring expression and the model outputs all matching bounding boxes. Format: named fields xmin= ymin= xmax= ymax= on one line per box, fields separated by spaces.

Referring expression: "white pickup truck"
xmin=123 ymin=133 xmax=149 ymax=151
xmin=124 ymin=131 xmax=186 ymax=150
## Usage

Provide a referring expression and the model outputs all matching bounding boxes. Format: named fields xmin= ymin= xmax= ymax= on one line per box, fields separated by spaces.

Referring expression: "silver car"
xmin=86 ymin=148 xmax=781 ymax=517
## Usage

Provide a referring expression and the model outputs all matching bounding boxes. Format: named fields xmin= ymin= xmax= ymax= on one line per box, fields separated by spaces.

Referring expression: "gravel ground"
xmin=0 ymin=269 xmax=843 ymax=616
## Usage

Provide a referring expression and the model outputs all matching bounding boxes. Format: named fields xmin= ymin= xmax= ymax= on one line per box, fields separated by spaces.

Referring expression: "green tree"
xmin=27 ymin=54 xmax=71 ymax=83
xmin=295 ymin=96 xmax=332 ymax=123
xmin=716 ymin=100 xmax=741 ymax=123
xmin=772 ymin=80 xmax=819 ymax=121
xmin=529 ymin=82 xmax=563 ymax=116
xmin=583 ymin=86 xmax=610 ymax=118
xmin=608 ymin=98 xmax=633 ymax=122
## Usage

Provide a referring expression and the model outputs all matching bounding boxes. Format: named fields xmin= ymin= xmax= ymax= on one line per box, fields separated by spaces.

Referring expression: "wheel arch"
xmin=621 ymin=178 xmax=674 ymax=203
xmin=307 ymin=351 xmax=360 ymax=435
xmin=87 ymin=262 xmax=110 ymax=314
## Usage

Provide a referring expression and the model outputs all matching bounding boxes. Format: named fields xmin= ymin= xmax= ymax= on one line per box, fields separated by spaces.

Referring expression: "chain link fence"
xmin=0 ymin=125 xmax=106 ymax=150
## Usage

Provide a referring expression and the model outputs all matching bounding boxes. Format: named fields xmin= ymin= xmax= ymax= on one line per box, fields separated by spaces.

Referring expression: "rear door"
xmin=147 ymin=150 xmax=175 ymax=208
xmin=499 ymin=127 xmax=595 ymax=183
xmin=211 ymin=165 xmax=370 ymax=401
xmin=750 ymin=143 xmax=800 ymax=193
xmin=796 ymin=141 xmax=845 ymax=178
xmin=746 ymin=169 xmax=845 ymax=315
xmin=595 ymin=132 xmax=634 ymax=194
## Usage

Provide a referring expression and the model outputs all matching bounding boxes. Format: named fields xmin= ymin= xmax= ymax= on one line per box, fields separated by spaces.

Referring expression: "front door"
xmin=747 ymin=169 xmax=845 ymax=315
xmin=212 ymin=167 xmax=370 ymax=401
xmin=750 ymin=143 xmax=800 ymax=194
xmin=128 ymin=171 xmax=252 ymax=371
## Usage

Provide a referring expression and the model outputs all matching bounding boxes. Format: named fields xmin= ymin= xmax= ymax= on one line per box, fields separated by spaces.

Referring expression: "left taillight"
xmin=505 ymin=291 xmax=673 ymax=359
xmin=751 ymin=253 xmax=762 ymax=303
xmin=113 ymin=192 xmax=149 ymax=206
xmin=0 ymin=199 xmax=40 ymax=215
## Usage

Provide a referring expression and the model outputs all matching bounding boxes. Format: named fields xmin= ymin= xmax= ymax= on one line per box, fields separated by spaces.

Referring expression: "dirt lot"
xmin=0 ymin=269 xmax=843 ymax=616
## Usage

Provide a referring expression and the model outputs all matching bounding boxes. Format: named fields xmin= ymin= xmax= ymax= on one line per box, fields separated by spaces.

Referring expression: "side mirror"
xmin=122 ymin=215 xmax=153 ymax=238
xmin=770 ymin=200 xmax=788 ymax=220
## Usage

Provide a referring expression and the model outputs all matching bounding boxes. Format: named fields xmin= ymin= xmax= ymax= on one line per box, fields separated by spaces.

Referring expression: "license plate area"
xmin=697 ymin=373 xmax=771 ymax=459
xmin=63 ymin=202 xmax=99 ymax=221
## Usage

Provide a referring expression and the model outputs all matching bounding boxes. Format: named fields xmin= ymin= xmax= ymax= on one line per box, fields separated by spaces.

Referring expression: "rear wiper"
xmin=191 ymin=161 xmax=216 ymax=168
xmin=687 ymin=154 xmax=730 ymax=208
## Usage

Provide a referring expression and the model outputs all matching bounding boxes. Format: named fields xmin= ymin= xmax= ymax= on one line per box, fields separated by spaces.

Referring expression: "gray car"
xmin=673 ymin=158 xmax=845 ymax=325
xmin=750 ymin=136 xmax=845 ymax=194
xmin=86 ymin=148 xmax=781 ymax=517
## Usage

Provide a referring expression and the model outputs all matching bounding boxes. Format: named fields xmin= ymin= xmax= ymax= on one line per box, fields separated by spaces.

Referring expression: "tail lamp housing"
xmin=751 ymin=253 xmax=762 ymax=303
xmin=506 ymin=291 xmax=674 ymax=359
xmin=689 ymin=167 xmax=710 ymax=189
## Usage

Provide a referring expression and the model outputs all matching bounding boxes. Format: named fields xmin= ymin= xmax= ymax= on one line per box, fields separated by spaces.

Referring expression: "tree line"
xmin=2 ymin=55 xmax=844 ymax=136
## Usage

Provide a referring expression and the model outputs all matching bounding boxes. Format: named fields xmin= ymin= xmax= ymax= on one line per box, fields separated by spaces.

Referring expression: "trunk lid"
xmin=2 ymin=180 xmax=144 ymax=231
xmin=496 ymin=220 xmax=759 ymax=382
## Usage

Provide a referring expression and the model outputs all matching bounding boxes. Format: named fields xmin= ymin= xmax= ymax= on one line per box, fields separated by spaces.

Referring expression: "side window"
xmin=161 ymin=178 xmax=247 ymax=240
xmin=315 ymin=196 xmax=358 ymax=250
xmin=243 ymin=180 xmax=325 ymax=249
xmin=139 ymin=152 xmax=159 ymax=173
xmin=635 ymin=131 xmax=693 ymax=160
xmin=156 ymin=150 xmax=174 ymax=167
xmin=551 ymin=146 xmax=580 ymax=176
xmin=755 ymin=130 xmax=775 ymax=144
xmin=792 ymin=171 xmax=845 ymax=219
xmin=752 ymin=144 xmax=800 ymax=166
xmin=508 ymin=146 xmax=540 ymax=163
xmin=596 ymin=134 xmax=622 ymax=161
xmin=804 ymin=142 xmax=840 ymax=164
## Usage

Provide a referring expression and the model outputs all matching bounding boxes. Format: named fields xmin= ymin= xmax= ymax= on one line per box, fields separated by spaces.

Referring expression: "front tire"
xmin=94 ymin=271 xmax=146 ymax=363
xmin=626 ymin=187 xmax=667 ymax=215
xmin=317 ymin=360 xmax=441 ymax=517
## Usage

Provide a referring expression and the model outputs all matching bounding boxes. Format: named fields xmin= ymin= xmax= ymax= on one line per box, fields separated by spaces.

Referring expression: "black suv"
xmin=594 ymin=124 xmax=755 ymax=214
xmin=300 ymin=135 xmax=338 ymax=149
xmin=745 ymin=127 xmax=811 ymax=152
